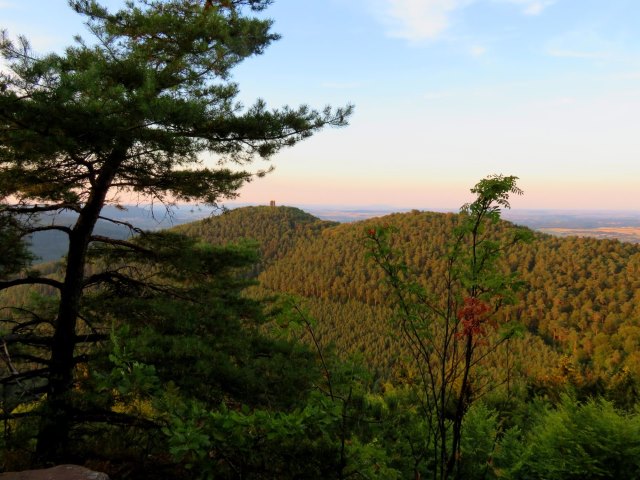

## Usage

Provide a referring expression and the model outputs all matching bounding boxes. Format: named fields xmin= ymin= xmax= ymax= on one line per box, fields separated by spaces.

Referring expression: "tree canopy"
xmin=0 ymin=0 xmax=351 ymax=463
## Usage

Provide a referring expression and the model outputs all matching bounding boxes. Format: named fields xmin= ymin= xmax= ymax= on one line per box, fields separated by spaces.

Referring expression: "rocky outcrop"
xmin=0 ymin=465 xmax=110 ymax=480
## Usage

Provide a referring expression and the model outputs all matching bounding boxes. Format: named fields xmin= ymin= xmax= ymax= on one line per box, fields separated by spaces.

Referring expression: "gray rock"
xmin=0 ymin=465 xmax=110 ymax=480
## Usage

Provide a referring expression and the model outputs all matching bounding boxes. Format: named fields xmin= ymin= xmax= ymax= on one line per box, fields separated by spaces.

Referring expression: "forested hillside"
xmin=175 ymin=206 xmax=336 ymax=268
xmin=5 ymin=203 xmax=640 ymax=477
xmin=184 ymin=206 xmax=640 ymax=396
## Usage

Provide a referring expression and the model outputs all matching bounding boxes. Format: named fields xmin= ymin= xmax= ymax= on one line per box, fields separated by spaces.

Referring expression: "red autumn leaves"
xmin=456 ymin=297 xmax=493 ymax=339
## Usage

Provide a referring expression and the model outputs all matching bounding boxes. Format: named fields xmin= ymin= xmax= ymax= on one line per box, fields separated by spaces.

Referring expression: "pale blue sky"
xmin=2 ymin=1 xmax=640 ymax=209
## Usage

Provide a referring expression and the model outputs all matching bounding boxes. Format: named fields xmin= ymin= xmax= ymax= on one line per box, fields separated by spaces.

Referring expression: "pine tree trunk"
xmin=35 ymin=231 xmax=87 ymax=462
xmin=35 ymin=156 xmax=123 ymax=462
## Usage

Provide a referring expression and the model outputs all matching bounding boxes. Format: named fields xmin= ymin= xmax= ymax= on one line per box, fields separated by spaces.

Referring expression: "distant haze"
xmin=27 ymin=204 xmax=640 ymax=262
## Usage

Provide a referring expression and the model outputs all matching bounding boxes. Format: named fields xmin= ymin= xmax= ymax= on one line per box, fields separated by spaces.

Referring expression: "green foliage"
xmin=459 ymin=403 xmax=498 ymax=479
xmin=0 ymin=214 xmax=33 ymax=279
xmin=515 ymin=396 xmax=640 ymax=479
xmin=155 ymin=329 xmax=402 ymax=480
xmin=369 ymin=384 xmax=433 ymax=478
xmin=92 ymin=234 xmax=319 ymax=406
xmin=456 ymin=175 xmax=532 ymax=300
xmin=105 ymin=328 xmax=161 ymax=399
xmin=456 ymin=398 xmax=640 ymax=480
xmin=163 ymin=397 xmax=336 ymax=479
xmin=491 ymin=426 xmax=525 ymax=479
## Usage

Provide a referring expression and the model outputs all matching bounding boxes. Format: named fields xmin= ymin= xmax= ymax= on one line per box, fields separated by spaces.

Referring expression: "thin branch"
xmin=72 ymin=409 xmax=158 ymax=429
xmin=0 ymin=306 xmax=53 ymax=326
xmin=2 ymin=334 xmax=51 ymax=347
xmin=82 ymin=270 xmax=150 ymax=289
xmin=74 ymin=333 xmax=108 ymax=344
xmin=1 ymin=340 xmax=20 ymax=375
xmin=82 ymin=270 xmax=194 ymax=302
xmin=77 ymin=312 xmax=100 ymax=335
xmin=96 ymin=215 xmax=143 ymax=234
xmin=293 ymin=303 xmax=334 ymax=401
xmin=0 ymin=367 xmax=49 ymax=385
xmin=0 ymin=277 xmax=63 ymax=292
xmin=20 ymin=225 xmax=72 ymax=236
xmin=11 ymin=318 xmax=55 ymax=334
xmin=9 ymin=353 xmax=50 ymax=365
xmin=0 ymin=410 xmax=43 ymax=421
xmin=89 ymin=235 xmax=150 ymax=254
xmin=1 ymin=203 xmax=80 ymax=214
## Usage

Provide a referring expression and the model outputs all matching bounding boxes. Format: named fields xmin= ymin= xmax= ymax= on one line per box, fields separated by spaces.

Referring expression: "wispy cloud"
xmin=0 ymin=1 xmax=15 ymax=9
xmin=470 ymin=44 xmax=487 ymax=56
xmin=378 ymin=0 xmax=469 ymax=42
xmin=373 ymin=0 xmax=556 ymax=44
xmin=495 ymin=0 xmax=556 ymax=16
xmin=522 ymin=1 xmax=555 ymax=15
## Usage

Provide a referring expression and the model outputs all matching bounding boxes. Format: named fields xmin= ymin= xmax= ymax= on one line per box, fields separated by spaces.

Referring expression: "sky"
xmin=1 ymin=0 xmax=640 ymax=210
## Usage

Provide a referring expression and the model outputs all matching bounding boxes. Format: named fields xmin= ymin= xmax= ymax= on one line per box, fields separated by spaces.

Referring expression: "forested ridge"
xmin=4 ymin=202 xmax=640 ymax=478
xmin=176 ymin=206 xmax=337 ymax=269
xmin=180 ymin=206 xmax=640 ymax=397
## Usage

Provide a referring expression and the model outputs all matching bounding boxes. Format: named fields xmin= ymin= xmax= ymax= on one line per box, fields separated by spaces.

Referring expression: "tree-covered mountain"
xmin=181 ymin=206 xmax=640 ymax=396
xmin=19 ymin=204 xmax=634 ymax=395
xmin=5 ymin=203 xmax=640 ymax=477
xmin=175 ymin=206 xmax=337 ymax=268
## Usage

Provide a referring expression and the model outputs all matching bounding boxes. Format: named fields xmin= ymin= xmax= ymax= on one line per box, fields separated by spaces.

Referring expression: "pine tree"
xmin=0 ymin=0 xmax=351 ymax=462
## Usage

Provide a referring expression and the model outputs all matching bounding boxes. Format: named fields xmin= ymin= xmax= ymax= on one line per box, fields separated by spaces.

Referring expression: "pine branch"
xmin=74 ymin=333 xmax=108 ymax=344
xmin=72 ymin=409 xmax=158 ymax=429
xmin=96 ymin=215 xmax=143 ymax=234
xmin=0 ymin=366 xmax=49 ymax=385
xmin=20 ymin=225 xmax=72 ymax=236
xmin=0 ymin=277 xmax=63 ymax=291
xmin=89 ymin=235 xmax=151 ymax=254
xmin=9 ymin=353 xmax=50 ymax=365
xmin=2 ymin=333 xmax=52 ymax=347
xmin=1 ymin=203 xmax=80 ymax=214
